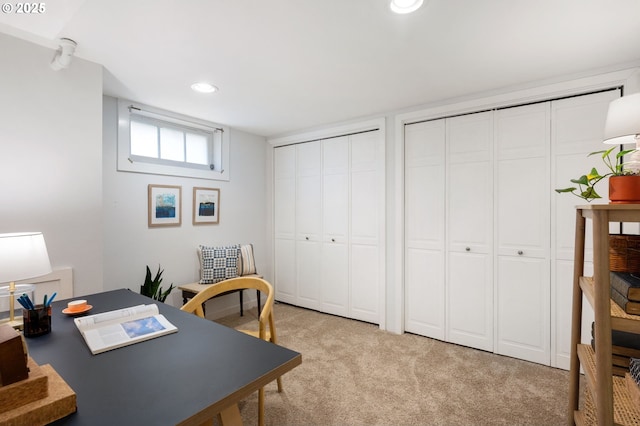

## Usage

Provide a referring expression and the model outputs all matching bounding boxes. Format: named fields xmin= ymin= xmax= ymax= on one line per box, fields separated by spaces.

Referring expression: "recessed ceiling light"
xmin=191 ymin=82 xmax=218 ymax=93
xmin=390 ymin=0 xmax=424 ymax=14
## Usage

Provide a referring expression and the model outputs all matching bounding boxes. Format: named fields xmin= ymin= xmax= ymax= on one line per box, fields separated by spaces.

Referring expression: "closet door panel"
xmin=323 ymin=173 xmax=348 ymax=242
xmin=321 ymin=241 xmax=349 ymax=316
xmin=274 ymin=146 xmax=296 ymax=239
xmin=274 ymin=238 xmax=296 ymax=304
xmin=448 ymin=160 xmax=492 ymax=252
xmin=405 ymin=248 xmax=445 ymax=339
xmin=446 ymin=111 xmax=494 ymax=351
xmin=296 ymin=239 xmax=321 ymax=310
xmin=496 ymin=156 xmax=548 ymax=258
xmin=274 ymin=178 xmax=296 ymax=239
xmin=550 ymin=89 xmax=619 ymax=369
xmin=495 ymin=102 xmax=550 ymax=365
xmin=351 ymin=170 xmax=378 ymax=245
xmin=350 ymin=243 xmax=379 ymax=323
xmin=447 ymin=251 xmax=493 ymax=351
xmin=404 ymin=119 xmax=445 ymax=338
xmin=497 ymin=255 xmax=550 ymax=365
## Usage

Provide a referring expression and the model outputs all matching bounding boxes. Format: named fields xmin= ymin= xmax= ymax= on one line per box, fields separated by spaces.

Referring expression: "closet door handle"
xmin=305 ymin=236 xmax=309 ymax=241
xmin=331 ymin=238 xmax=335 ymax=242
xmin=465 ymin=247 xmax=471 ymax=252
xmin=517 ymin=250 xmax=523 ymax=255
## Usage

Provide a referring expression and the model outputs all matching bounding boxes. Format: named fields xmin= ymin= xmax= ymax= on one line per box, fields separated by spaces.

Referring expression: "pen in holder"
xmin=23 ymin=304 xmax=52 ymax=337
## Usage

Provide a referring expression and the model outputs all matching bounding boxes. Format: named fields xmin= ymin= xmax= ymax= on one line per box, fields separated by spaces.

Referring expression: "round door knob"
xmin=517 ymin=250 xmax=523 ymax=255
xmin=331 ymin=238 xmax=335 ymax=242
xmin=305 ymin=236 xmax=309 ymax=241
xmin=465 ymin=247 xmax=470 ymax=251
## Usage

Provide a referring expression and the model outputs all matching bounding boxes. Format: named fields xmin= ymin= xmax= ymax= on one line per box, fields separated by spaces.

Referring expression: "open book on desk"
xmin=74 ymin=304 xmax=178 ymax=355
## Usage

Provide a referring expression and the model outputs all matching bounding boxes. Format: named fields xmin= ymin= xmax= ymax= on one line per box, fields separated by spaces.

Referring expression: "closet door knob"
xmin=331 ymin=238 xmax=335 ymax=242
xmin=465 ymin=247 xmax=471 ymax=252
xmin=517 ymin=250 xmax=523 ymax=255
xmin=305 ymin=236 xmax=309 ymax=241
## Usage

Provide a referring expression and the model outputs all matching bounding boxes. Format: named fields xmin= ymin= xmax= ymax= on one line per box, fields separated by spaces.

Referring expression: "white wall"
xmin=102 ymin=96 xmax=269 ymax=309
xmin=0 ymin=33 xmax=103 ymax=296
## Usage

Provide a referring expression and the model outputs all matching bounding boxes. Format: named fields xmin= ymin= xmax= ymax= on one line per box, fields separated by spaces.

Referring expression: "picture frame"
xmin=148 ymin=184 xmax=182 ymax=227
xmin=193 ymin=187 xmax=220 ymax=225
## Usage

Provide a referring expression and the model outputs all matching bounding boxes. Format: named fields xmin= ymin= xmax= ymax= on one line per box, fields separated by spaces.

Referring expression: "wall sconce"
xmin=0 ymin=233 xmax=52 ymax=328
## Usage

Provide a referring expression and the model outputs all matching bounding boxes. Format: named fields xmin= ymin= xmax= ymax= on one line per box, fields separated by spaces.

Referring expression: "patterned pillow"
xmin=199 ymin=244 xmax=240 ymax=284
xmin=238 ymin=244 xmax=257 ymax=276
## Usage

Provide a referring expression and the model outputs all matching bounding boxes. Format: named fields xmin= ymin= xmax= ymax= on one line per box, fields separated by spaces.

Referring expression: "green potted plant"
xmin=555 ymin=146 xmax=640 ymax=203
xmin=140 ymin=265 xmax=174 ymax=302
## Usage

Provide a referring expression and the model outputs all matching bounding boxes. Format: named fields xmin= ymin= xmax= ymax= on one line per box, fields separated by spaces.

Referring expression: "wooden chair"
xmin=180 ymin=276 xmax=282 ymax=426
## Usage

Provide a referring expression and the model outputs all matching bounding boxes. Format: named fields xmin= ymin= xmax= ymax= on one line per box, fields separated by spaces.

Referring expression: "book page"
xmin=74 ymin=304 xmax=159 ymax=331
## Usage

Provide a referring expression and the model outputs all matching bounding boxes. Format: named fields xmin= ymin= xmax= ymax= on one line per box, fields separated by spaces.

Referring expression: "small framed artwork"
xmin=193 ymin=187 xmax=220 ymax=225
xmin=148 ymin=184 xmax=182 ymax=227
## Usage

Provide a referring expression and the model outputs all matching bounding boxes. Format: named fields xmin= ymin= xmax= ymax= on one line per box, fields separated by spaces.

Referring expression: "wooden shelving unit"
xmin=569 ymin=205 xmax=640 ymax=425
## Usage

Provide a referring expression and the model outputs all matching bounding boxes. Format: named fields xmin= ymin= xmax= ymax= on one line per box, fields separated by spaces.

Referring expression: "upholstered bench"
xmin=178 ymin=274 xmax=262 ymax=317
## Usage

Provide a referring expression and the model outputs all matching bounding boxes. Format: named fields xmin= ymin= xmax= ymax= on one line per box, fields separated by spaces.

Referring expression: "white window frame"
xmin=117 ymin=99 xmax=230 ymax=181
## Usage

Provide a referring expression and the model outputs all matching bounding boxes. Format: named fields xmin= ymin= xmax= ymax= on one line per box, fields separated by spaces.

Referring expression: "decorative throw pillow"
xmin=238 ymin=244 xmax=257 ymax=276
xmin=198 ymin=244 xmax=240 ymax=284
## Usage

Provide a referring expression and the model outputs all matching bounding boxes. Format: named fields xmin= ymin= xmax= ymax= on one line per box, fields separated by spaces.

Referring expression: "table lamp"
xmin=604 ymin=92 xmax=640 ymax=173
xmin=0 ymin=232 xmax=52 ymax=328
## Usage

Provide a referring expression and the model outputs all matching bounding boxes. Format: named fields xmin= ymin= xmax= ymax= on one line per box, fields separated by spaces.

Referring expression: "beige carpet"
xmin=215 ymin=302 xmax=570 ymax=426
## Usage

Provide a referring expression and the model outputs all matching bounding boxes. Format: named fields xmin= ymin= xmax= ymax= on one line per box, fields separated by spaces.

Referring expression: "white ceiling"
xmin=1 ymin=0 xmax=639 ymax=137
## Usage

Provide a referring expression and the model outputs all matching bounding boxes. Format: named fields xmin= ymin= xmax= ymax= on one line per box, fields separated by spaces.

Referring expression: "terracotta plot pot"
xmin=609 ymin=175 xmax=640 ymax=204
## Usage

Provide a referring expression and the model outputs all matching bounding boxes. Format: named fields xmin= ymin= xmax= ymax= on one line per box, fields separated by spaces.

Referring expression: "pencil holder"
xmin=23 ymin=304 xmax=52 ymax=337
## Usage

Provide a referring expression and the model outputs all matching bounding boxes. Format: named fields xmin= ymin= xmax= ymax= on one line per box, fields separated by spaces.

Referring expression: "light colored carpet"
xmin=214 ymin=302 xmax=569 ymax=426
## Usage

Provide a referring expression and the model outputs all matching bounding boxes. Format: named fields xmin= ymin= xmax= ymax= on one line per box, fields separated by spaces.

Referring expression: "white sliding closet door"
xmin=551 ymin=89 xmax=620 ymax=369
xmin=404 ymin=119 xmax=446 ymax=339
xmin=446 ymin=111 xmax=494 ymax=351
xmin=495 ymin=102 xmax=551 ymax=365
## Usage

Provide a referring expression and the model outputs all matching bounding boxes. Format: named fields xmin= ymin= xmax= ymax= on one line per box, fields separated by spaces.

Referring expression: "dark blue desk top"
xmin=27 ymin=289 xmax=301 ymax=425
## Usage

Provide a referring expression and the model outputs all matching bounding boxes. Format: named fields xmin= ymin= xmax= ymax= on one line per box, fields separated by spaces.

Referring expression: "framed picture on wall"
xmin=193 ymin=187 xmax=220 ymax=225
xmin=148 ymin=184 xmax=182 ymax=227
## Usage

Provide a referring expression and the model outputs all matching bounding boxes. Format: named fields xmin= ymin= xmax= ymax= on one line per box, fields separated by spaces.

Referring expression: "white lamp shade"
xmin=0 ymin=232 xmax=52 ymax=283
xmin=604 ymin=92 xmax=640 ymax=145
xmin=390 ymin=0 xmax=424 ymax=14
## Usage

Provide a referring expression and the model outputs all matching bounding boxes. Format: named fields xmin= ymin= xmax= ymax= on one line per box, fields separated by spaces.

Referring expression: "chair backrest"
xmin=180 ymin=276 xmax=275 ymax=340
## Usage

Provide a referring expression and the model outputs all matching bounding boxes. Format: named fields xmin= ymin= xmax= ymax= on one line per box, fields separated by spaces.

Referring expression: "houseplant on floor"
xmin=140 ymin=265 xmax=174 ymax=302
xmin=555 ymin=145 xmax=640 ymax=203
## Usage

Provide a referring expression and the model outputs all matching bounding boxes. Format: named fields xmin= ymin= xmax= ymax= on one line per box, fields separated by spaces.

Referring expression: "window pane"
xmin=160 ymin=127 xmax=185 ymax=162
xmin=186 ymin=133 xmax=209 ymax=165
xmin=130 ymin=121 xmax=158 ymax=158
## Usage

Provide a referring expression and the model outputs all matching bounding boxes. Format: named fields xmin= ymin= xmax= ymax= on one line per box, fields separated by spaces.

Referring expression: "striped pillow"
xmin=238 ymin=244 xmax=257 ymax=276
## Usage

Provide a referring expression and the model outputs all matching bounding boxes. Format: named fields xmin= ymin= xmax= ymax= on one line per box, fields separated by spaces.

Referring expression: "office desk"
xmin=27 ymin=289 xmax=301 ymax=425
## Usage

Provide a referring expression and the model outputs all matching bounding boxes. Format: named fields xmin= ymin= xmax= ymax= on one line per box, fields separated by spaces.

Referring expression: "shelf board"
xmin=577 ymin=344 xmax=640 ymax=425
xmin=580 ymin=277 xmax=640 ymax=334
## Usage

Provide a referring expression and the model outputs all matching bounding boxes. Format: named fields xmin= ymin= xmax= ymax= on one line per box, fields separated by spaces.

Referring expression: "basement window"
xmin=117 ymin=99 xmax=229 ymax=181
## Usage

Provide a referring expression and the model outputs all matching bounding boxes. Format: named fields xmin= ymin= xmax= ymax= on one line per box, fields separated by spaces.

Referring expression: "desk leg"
xmin=239 ymin=291 xmax=243 ymax=316
xmin=217 ymin=403 xmax=243 ymax=426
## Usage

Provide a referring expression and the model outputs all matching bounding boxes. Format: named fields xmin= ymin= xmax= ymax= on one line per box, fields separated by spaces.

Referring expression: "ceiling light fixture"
xmin=191 ymin=82 xmax=218 ymax=94
xmin=389 ymin=0 xmax=424 ymax=14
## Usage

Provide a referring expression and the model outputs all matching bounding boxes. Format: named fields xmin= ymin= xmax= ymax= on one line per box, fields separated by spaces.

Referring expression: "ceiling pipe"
xmin=50 ymin=38 xmax=77 ymax=71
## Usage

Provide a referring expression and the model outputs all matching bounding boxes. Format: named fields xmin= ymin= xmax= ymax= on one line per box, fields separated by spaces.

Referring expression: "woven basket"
xmin=609 ymin=235 xmax=640 ymax=273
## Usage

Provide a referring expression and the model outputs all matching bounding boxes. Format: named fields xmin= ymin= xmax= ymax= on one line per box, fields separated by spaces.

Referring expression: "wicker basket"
xmin=609 ymin=235 xmax=640 ymax=273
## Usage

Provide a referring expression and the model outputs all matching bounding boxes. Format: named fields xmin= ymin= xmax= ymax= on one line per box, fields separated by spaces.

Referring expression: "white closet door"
xmin=274 ymin=146 xmax=296 ymax=303
xmin=446 ymin=111 xmax=494 ymax=351
xmin=296 ymin=141 xmax=321 ymax=310
xmin=496 ymin=102 xmax=551 ymax=365
xmin=404 ymin=119 xmax=446 ymax=339
xmin=551 ymin=89 xmax=620 ymax=369
xmin=321 ymin=137 xmax=349 ymax=316
xmin=350 ymin=131 xmax=381 ymax=323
